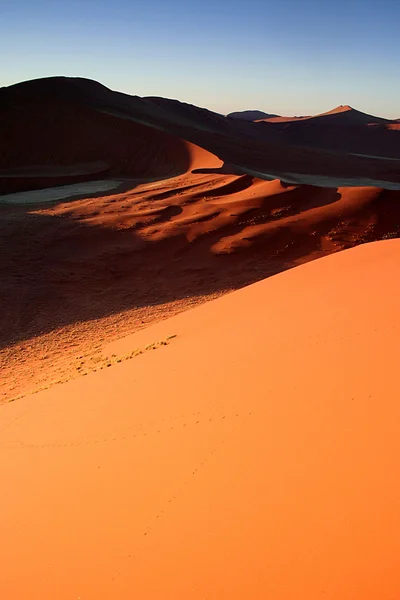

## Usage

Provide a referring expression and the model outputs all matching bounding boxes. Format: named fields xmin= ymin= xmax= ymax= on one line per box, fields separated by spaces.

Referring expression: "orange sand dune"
xmin=185 ymin=140 xmax=222 ymax=171
xmin=1 ymin=76 xmax=400 ymax=403
xmin=260 ymin=114 xmax=310 ymax=122
xmin=259 ymin=105 xmax=391 ymax=125
xmin=1 ymin=240 xmax=400 ymax=599
xmin=0 ymin=78 xmax=221 ymax=193
xmin=238 ymin=105 xmax=363 ymax=123
xmin=2 ymin=168 xmax=400 ymax=402
xmin=232 ymin=105 xmax=391 ymax=124
xmin=2 ymin=170 xmax=400 ymax=347
xmin=311 ymin=104 xmax=391 ymax=124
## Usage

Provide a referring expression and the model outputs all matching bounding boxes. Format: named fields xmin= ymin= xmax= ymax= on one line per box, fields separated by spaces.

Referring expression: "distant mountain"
xmin=227 ymin=110 xmax=279 ymax=121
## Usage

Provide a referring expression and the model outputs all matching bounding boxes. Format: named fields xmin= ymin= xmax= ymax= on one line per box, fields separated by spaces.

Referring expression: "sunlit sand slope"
xmin=1 ymin=240 xmax=400 ymax=599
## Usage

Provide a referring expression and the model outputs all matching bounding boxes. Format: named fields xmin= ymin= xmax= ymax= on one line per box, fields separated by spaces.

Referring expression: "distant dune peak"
xmin=318 ymin=105 xmax=355 ymax=116
xmin=333 ymin=104 xmax=353 ymax=112
xmin=316 ymin=105 xmax=392 ymax=124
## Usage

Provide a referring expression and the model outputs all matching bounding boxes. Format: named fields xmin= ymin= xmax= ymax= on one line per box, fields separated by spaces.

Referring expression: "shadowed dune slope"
xmin=255 ymin=106 xmax=400 ymax=158
xmin=2 ymin=77 xmax=400 ymax=190
xmin=2 ymin=171 xmax=400 ymax=355
xmin=1 ymin=170 xmax=400 ymax=404
xmin=0 ymin=78 xmax=221 ymax=193
xmin=1 ymin=240 xmax=400 ymax=599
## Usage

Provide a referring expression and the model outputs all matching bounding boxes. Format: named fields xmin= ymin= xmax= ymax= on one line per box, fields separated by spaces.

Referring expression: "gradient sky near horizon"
xmin=1 ymin=0 xmax=399 ymax=118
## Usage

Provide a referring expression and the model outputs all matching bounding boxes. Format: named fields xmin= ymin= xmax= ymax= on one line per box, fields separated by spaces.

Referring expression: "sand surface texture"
xmin=1 ymin=240 xmax=400 ymax=599
xmin=2 ymin=169 xmax=400 ymax=403
xmin=1 ymin=77 xmax=400 ymax=402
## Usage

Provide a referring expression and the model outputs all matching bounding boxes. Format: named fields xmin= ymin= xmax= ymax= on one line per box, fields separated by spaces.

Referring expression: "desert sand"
xmin=1 ymin=77 xmax=400 ymax=401
xmin=2 ymin=170 xmax=400 ymax=402
xmin=2 ymin=76 xmax=400 ymax=597
xmin=1 ymin=240 xmax=400 ymax=599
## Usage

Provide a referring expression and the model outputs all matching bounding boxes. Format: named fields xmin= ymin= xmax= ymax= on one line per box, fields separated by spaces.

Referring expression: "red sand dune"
xmin=2 ymin=168 xmax=400 ymax=402
xmin=312 ymin=104 xmax=391 ymax=123
xmin=1 ymin=77 xmax=400 ymax=401
xmin=1 ymin=240 xmax=400 ymax=599
xmin=261 ymin=104 xmax=391 ymax=125
xmin=0 ymin=78 xmax=220 ymax=194
xmin=2 ymin=170 xmax=400 ymax=344
xmin=2 ymin=77 xmax=400 ymax=597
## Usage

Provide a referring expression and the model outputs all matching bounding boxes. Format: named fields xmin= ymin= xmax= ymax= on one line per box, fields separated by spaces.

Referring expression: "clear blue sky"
xmin=1 ymin=0 xmax=399 ymax=118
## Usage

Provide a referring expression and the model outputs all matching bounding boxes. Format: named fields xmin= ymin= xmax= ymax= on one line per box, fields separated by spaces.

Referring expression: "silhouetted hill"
xmin=227 ymin=110 xmax=279 ymax=121
xmin=1 ymin=77 xmax=400 ymax=194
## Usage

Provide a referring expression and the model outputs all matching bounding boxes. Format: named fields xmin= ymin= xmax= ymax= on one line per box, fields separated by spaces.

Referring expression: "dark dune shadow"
xmin=0 ymin=207 xmax=309 ymax=349
xmin=280 ymin=180 xmax=295 ymax=189
xmin=152 ymin=204 xmax=183 ymax=223
xmin=251 ymin=185 xmax=342 ymax=216
xmin=0 ymin=90 xmax=194 ymax=196
xmin=196 ymin=174 xmax=254 ymax=197
xmin=2 ymin=187 xmax=400 ymax=350
xmin=169 ymin=187 xmax=342 ymax=261
xmin=192 ymin=162 xmax=243 ymax=175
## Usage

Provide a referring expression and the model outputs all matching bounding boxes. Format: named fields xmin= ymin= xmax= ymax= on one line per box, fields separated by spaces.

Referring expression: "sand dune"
xmin=0 ymin=79 xmax=221 ymax=194
xmin=2 ymin=77 xmax=400 ymax=192
xmin=262 ymin=104 xmax=392 ymax=125
xmin=2 ymin=77 xmax=400 ymax=596
xmin=255 ymin=110 xmax=400 ymax=160
xmin=185 ymin=140 xmax=223 ymax=171
xmin=1 ymin=75 xmax=400 ymax=401
xmin=2 ymin=167 xmax=400 ymax=401
xmin=313 ymin=104 xmax=391 ymax=124
xmin=1 ymin=240 xmax=400 ymax=599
